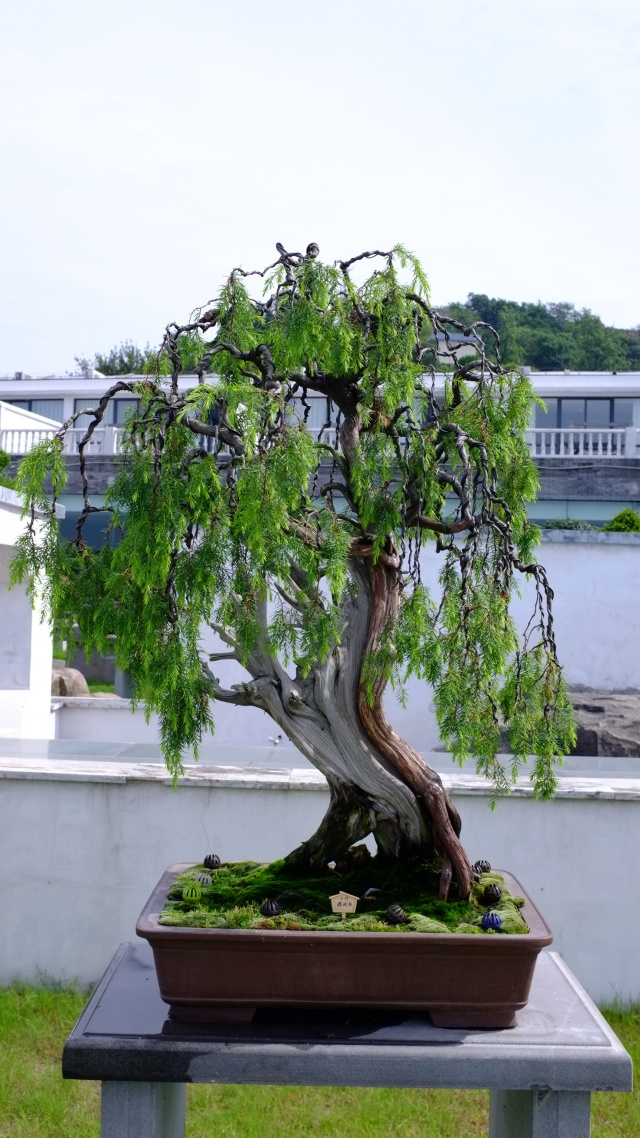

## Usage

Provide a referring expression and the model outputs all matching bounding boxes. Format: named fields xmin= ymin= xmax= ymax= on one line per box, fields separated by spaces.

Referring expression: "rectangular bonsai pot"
xmin=136 ymin=864 xmax=553 ymax=1028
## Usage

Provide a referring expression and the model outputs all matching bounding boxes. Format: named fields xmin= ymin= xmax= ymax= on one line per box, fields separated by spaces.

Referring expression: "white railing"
xmin=526 ymin=426 xmax=638 ymax=458
xmin=5 ymin=422 xmax=638 ymax=461
xmin=1 ymin=426 xmax=124 ymax=456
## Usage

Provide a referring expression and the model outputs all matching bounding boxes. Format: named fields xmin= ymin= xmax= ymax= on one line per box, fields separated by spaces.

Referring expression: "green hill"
xmin=437 ymin=295 xmax=640 ymax=372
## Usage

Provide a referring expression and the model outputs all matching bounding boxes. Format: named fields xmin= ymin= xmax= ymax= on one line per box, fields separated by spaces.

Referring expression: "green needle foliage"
xmin=12 ymin=242 xmax=574 ymax=795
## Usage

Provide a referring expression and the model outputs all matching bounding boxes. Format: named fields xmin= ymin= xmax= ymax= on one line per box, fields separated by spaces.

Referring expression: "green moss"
xmin=158 ymin=857 xmax=530 ymax=935
xmin=407 ymin=914 xmax=450 ymax=934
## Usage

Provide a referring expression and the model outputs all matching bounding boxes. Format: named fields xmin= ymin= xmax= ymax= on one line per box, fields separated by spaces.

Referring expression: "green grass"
xmin=86 ymin=681 xmax=116 ymax=694
xmin=0 ymin=986 xmax=637 ymax=1137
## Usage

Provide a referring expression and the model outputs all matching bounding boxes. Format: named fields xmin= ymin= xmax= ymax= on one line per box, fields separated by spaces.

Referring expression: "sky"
xmin=1 ymin=0 xmax=639 ymax=374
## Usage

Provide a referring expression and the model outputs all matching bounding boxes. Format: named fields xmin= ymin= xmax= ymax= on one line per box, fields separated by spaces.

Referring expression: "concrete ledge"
xmin=52 ymin=697 xmax=129 ymax=710
xmin=541 ymin=529 xmax=640 ymax=544
xmin=1 ymin=756 xmax=640 ymax=800
xmin=0 ymin=485 xmax=64 ymax=518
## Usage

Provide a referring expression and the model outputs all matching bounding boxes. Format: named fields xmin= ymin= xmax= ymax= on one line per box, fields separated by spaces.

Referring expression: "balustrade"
xmin=525 ymin=426 xmax=638 ymax=458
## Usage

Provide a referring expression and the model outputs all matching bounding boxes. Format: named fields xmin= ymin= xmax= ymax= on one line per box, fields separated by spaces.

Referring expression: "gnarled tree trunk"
xmin=212 ymin=556 xmax=473 ymax=900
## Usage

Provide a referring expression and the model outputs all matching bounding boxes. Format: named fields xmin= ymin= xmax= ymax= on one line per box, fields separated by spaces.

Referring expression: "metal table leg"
xmin=101 ymin=1081 xmax=186 ymax=1138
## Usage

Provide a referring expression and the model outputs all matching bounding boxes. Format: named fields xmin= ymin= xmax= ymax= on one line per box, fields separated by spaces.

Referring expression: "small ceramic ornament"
xmin=182 ymin=882 xmax=202 ymax=903
xmin=483 ymin=883 xmax=502 ymax=906
xmin=203 ymin=854 xmax=221 ymax=870
xmin=481 ymin=911 xmax=502 ymax=932
xmin=195 ymin=872 xmax=212 ymax=886
xmin=472 ymin=859 xmax=492 ymax=877
xmin=260 ymin=898 xmax=281 ymax=917
xmin=385 ymin=903 xmax=408 ymax=925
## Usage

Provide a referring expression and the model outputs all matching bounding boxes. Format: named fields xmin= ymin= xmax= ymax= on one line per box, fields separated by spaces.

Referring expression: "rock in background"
xmin=569 ymin=688 xmax=640 ymax=757
xmin=51 ymin=667 xmax=90 ymax=697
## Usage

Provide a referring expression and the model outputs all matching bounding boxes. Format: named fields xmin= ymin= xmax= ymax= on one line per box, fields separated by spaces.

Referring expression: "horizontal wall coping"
xmin=541 ymin=530 xmax=640 ymax=544
xmin=0 ymin=486 xmax=64 ymax=518
xmin=52 ymin=696 xmax=131 ymax=710
xmin=1 ymin=757 xmax=640 ymax=801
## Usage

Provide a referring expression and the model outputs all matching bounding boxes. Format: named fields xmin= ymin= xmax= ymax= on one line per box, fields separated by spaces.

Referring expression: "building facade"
xmin=1 ymin=370 xmax=640 ymax=530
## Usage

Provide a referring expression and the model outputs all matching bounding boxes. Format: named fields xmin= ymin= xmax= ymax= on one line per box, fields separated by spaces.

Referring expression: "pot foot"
xmin=168 ymin=1004 xmax=257 ymax=1024
xmin=429 ymin=1008 xmax=517 ymax=1029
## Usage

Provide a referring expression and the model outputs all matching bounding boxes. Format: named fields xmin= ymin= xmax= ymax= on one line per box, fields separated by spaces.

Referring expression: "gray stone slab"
xmin=63 ymin=942 xmax=632 ymax=1092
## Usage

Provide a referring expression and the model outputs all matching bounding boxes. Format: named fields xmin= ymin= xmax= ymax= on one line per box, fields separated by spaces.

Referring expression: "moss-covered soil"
xmin=159 ymin=852 xmax=529 ymax=935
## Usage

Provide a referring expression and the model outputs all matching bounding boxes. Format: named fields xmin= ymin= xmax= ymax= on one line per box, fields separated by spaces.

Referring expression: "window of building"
xmin=8 ymin=399 xmax=64 ymax=422
xmin=113 ymin=399 xmax=139 ymax=425
xmin=535 ymin=398 xmax=634 ymax=430
xmin=73 ymin=398 xmax=140 ymax=426
xmin=560 ymin=400 xmax=584 ymax=429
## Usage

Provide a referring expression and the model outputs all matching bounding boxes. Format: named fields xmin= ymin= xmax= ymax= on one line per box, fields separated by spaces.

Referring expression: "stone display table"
xmin=63 ymin=941 xmax=632 ymax=1138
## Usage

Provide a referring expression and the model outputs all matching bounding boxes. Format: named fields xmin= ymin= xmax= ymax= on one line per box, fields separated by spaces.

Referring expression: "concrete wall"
xmin=0 ymin=758 xmax=638 ymax=1006
xmin=0 ymin=489 xmax=55 ymax=739
xmin=50 ymin=532 xmax=640 ymax=756
xmin=201 ymin=532 xmax=640 ymax=754
xmin=535 ymin=458 xmax=640 ymax=505
xmin=512 ymin=532 xmax=640 ymax=691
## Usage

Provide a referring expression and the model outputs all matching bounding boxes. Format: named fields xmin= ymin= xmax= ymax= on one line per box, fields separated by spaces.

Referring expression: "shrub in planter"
xmin=601 ymin=508 xmax=640 ymax=532
xmin=13 ymin=243 xmax=574 ymax=957
xmin=541 ymin=518 xmax=596 ymax=531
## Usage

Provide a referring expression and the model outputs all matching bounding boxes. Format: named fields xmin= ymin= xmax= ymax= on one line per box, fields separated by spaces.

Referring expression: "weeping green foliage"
xmin=12 ymin=243 xmax=574 ymax=794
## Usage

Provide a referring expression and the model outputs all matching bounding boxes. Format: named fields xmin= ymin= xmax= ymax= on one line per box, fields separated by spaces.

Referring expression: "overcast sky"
xmin=1 ymin=0 xmax=639 ymax=374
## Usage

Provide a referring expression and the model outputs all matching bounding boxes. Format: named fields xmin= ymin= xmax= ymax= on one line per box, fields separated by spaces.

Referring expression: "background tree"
xmin=74 ymin=340 xmax=157 ymax=376
xmin=15 ymin=243 xmax=574 ymax=901
xmin=443 ymin=295 xmax=633 ymax=372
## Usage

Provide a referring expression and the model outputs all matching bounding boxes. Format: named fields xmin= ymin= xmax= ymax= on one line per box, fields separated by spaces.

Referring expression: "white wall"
xmin=0 ymin=760 xmax=638 ymax=1006
xmin=513 ymin=533 xmax=640 ymax=690
xmin=193 ymin=532 xmax=640 ymax=757
xmin=0 ymin=489 xmax=55 ymax=739
xmin=50 ymin=532 xmax=640 ymax=757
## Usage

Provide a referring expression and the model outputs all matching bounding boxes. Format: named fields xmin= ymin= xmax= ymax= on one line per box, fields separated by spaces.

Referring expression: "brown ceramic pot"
xmin=136 ymin=864 xmax=552 ymax=1028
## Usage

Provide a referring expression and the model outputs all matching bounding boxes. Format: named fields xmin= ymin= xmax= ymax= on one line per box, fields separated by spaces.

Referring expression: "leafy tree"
xmin=571 ymin=311 xmax=627 ymax=372
xmin=0 ymin=450 xmax=15 ymax=489
xmin=444 ymin=294 xmax=635 ymax=372
xmin=14 ymin=243 xmax=574 ymax=900
xmin=74 ymin=340 xmax=157 ymax=376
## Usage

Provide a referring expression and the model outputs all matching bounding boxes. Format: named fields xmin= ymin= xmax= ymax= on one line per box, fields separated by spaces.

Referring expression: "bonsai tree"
xmin=13 ymin=243 xmax=574 ymax=901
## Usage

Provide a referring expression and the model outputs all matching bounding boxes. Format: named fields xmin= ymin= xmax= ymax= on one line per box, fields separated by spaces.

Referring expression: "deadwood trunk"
xmin=221 ymin=558 xmax=473 ymax=900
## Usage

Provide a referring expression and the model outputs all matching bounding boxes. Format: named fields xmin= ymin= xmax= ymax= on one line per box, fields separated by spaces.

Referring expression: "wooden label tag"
xmin=330 ymin=891 xmax=359 ymax=918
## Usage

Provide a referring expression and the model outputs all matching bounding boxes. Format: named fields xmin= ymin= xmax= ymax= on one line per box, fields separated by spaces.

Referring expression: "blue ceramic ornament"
xmin=481 ymin=911 xmax=502 ymax=932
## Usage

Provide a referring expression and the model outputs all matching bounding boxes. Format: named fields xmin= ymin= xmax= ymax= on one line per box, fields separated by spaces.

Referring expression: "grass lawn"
xmin=0 ymin=986 xmax=637 ymax=1138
